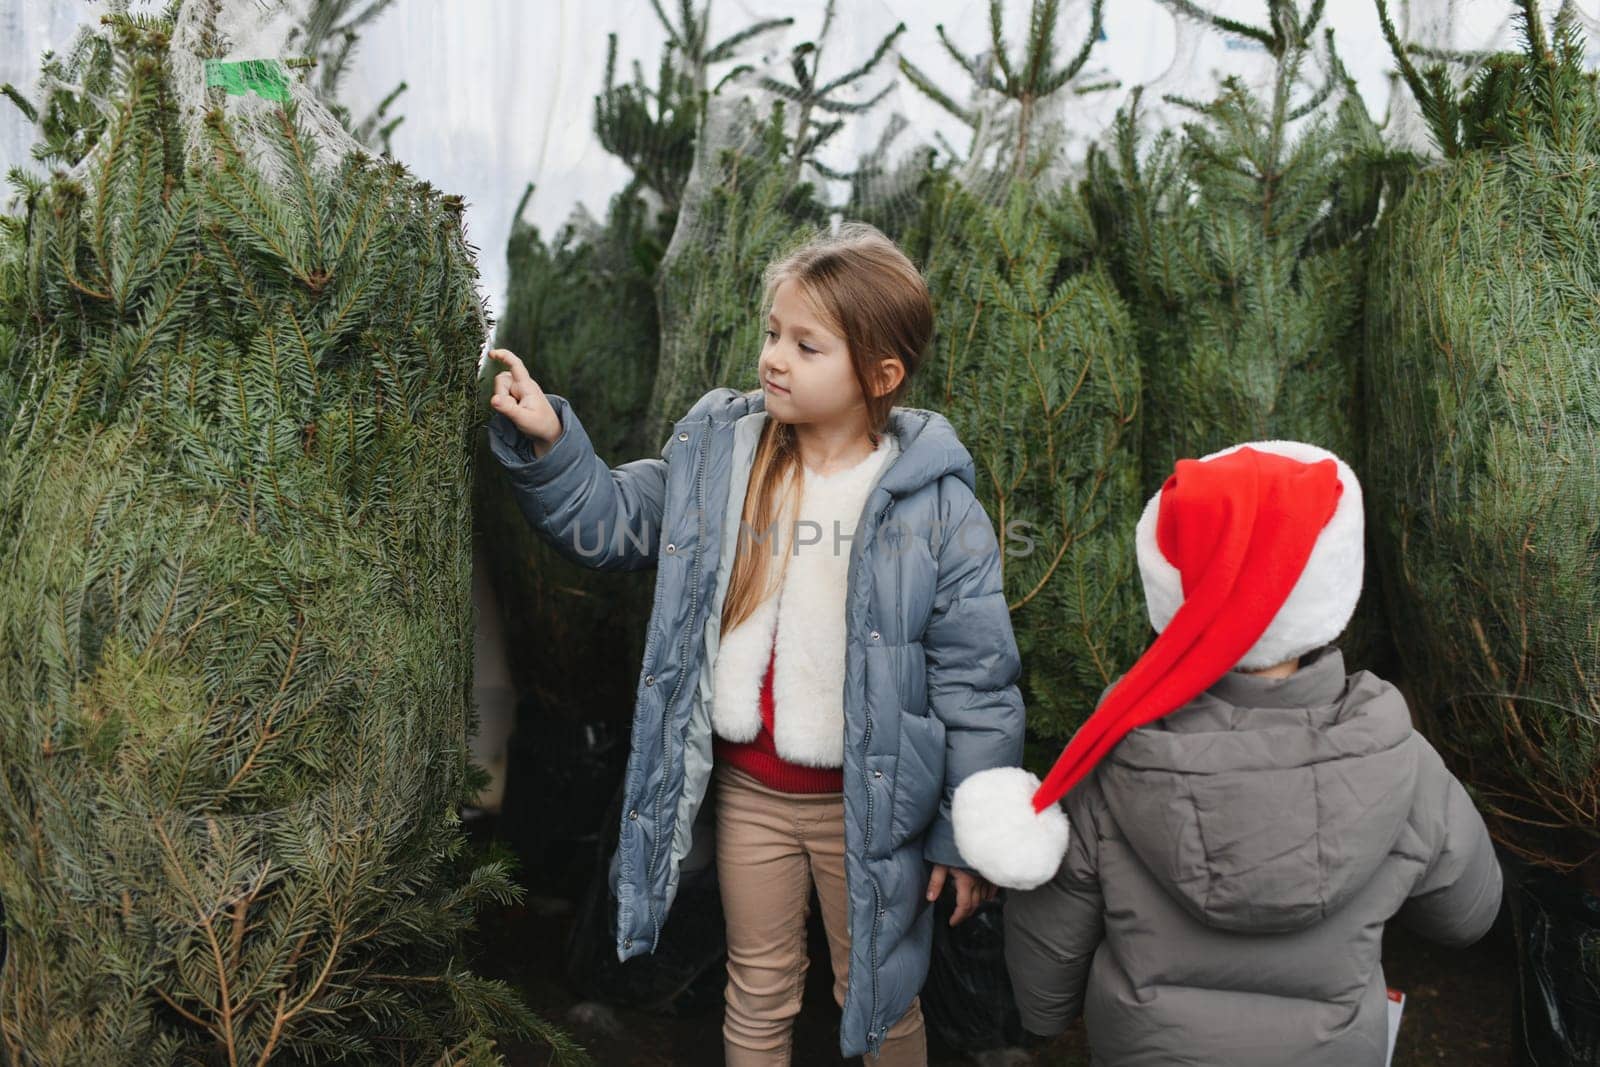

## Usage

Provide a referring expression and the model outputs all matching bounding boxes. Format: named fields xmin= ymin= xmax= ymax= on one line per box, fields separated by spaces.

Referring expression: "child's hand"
xmin=487 ymin=348 xmax=561 ymax=449
xmin=927 ymin=864 xmax=999 ymax=926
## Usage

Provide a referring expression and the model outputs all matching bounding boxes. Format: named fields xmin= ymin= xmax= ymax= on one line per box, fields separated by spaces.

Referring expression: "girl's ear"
xmin=870 ymin=357 xmax=906 ymax=399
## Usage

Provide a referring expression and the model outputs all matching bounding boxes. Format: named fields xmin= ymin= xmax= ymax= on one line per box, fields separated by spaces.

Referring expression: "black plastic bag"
xmin=498 ymin=694 xmax=628 ymax=897
xmin=563 ymin=776 xmax=727 ymax=1016
xmin=1509 ymin=859 xmax=1600 ymax=1065
xmin=920 ymin=890 xmax=1026 ymax=1052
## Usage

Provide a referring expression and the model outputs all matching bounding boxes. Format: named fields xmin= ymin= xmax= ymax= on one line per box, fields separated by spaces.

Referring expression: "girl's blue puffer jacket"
xmin=488 ymin=386 xmax=1025 ymax=1058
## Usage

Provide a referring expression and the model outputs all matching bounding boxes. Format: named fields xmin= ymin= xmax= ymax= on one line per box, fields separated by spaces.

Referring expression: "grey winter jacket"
xmin=487 ymin=386 xmax=1025 ymax=1057
xmin=1003 ymin=646 xmax=1503 ymax=1067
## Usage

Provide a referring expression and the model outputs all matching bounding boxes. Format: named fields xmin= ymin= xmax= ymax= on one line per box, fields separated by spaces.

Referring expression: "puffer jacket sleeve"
xmin=920 ymin=480 xmax=1027 ymax=869
xmin=1002 ymin=781 xmax=1105 ymax=1037
xmin=1397 ymin=734 xmax=1504 ymax=947
xmin=486 ymin=394 xmax=667 ymax=572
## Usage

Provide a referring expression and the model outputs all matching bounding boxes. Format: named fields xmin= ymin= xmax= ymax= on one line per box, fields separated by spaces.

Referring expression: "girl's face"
xmin=759 ymin=278 xmax=867 ymax=427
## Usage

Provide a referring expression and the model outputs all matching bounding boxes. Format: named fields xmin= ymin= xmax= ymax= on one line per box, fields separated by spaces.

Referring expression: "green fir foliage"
xmin=903 ymin=171 xmax=1143 ymax=743
xmin=1083 ymin=1 xmax=1397 ymax=670
xmin=901 ymin=0 xmax=1113 ymax=175
xmin=0 ymin=16 xmax=579 ymax=1064
xmin=646 ymin=99 xmax=826 ymax=441
xmin=1365 ymin=0 xmax=1600 ymax=872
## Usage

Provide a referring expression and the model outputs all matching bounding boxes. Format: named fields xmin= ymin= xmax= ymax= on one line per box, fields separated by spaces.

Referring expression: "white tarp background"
xmin=3 ymin=0 xmax=1552 ymax=320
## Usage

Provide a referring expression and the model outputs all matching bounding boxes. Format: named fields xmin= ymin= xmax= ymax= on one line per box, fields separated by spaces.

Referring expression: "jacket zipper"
xmin=859 ymin=496 xmax=892 ymax=1051
xmin=643 ymin=422 xmax=709 ymax=948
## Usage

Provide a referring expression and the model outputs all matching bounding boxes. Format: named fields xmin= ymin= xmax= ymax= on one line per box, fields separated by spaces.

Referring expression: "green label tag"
xmin=204 ymin=59 xmax=291 ymax=103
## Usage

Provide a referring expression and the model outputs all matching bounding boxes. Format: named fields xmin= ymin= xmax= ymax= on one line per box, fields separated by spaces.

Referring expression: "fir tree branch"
xmin=899 ymin=56 xmax=976 ymax=126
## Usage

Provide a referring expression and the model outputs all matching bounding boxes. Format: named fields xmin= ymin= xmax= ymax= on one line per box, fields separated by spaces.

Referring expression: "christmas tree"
xmin=0 ymin=209 xmax=19 ymax=430
xmin=898 ymin=0 xmax=1115 ymax=182
xmin=898 ymin=1 xmax=1144 ymax=743
xmin=646 ymin=98 xmax=827 ymax=440
xmin=0 ymin=11 xmax=579 ymax=1063
xmin=478 ymin=0 xmax=792 ymax=735
xmin=903 ymin=173 xmax=1143 ymax=744
xmin=1085 ymin=1 xmax=1388 ymax=493
xmin=645 ymin=0 xmax=901 ymax=439
xmin=1366 ymin=0 xmax=1600 ymax=874
xmin=477 ymin=182 xmax=666 ymax=727
xmin=1083 ymin=0 xmax=1397 ymax=670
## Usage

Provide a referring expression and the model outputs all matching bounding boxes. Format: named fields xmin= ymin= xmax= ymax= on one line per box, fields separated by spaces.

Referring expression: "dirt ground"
xmin=469 ymin=817 xmax=1518 ymax=1067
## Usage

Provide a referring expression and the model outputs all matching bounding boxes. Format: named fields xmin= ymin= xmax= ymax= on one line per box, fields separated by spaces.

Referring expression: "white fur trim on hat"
xmin=951 ymin=767 xmax=1071 ymax=891
xmin=1135 ymin=440 xmax=1364 ymax=671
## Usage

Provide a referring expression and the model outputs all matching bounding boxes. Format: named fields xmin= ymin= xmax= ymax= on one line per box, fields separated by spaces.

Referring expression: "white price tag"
xmin=1384 ymin=988 xmax=1405 ymax=1067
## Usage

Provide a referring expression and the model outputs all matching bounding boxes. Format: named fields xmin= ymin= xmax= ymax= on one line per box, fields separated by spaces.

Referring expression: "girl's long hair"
xmin=720 ymin=222 xmax=933 ymax=635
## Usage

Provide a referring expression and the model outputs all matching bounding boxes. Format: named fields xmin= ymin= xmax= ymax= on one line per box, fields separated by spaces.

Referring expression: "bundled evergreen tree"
xmin=903 ymin=172 xmax=1143 ymax=744
xmin=892 ymin=3 xmax=1142 ymax=744
xmin=647 ymin=0 xmax=793 ymax=101
xmin=0 ymin=209 xmax=20 ymax=429
xmin=1082 ymin=0 xmax=1396 ymax=671
xmin=478 ymin=0 xmax=791 ymax=728
xmin=899 ymin=0 xmax=1115 ymax=181
xmin=645 ymin=0 xmax=912 ymax=438
xmin=1366 ymin=0 xmax=1600 ymax=874
xmin=1085 ymin=1 xmax=1387 ymax=494
xmin=751 ymin=0 xmax=905 ymax=183
xmin=0 ymin=11 xmax=580 ymax=1064
xmin=646 ymin=97 xmax=827 ymax=440
xmin=594 ymin=33 xmax=703 ymax=218
xmin=477 ymin=183 xmax=666 ymax=721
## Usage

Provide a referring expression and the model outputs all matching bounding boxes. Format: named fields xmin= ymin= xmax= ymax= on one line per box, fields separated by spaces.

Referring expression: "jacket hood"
xmin=1095 ymin=646 xmax=1419 ymax=934
xmin=683 ymin=387 xmax=976 ymax=498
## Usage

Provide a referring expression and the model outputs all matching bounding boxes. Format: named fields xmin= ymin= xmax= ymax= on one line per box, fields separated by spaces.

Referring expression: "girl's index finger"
xmin=489 ymin=349 xmax=534 ymax=385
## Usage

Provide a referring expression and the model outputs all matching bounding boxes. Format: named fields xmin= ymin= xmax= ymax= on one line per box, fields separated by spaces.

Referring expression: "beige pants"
xmin=714 ymin=763 xmax=927 ymax=1066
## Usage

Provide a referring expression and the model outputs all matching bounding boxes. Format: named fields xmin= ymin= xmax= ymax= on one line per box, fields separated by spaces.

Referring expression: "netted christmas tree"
xmin=1082 ymin=0 xmax=1397 ymax=670
xmin=1365 ymin=0 xmax=1600 ymax=875
xmin=1085 ymin=1 xmax=1389 ymax=492
xmin=479 ymin=0 xmax=791 ymax=727
xmin=895 ymin=0 xmax=1145 ymax=744
xmin=284 ymin=0 xmax=407 ymax=151
xmin=645 ymin=0 xmax=902 ymax=439
xmin=646 ymin=99 xmax=828 ymax=439
xmin=0 ymin=7 xmax=580 ymax=1063
xmin=478 ymin=182 xmax=667 ymax=723
xmin=0 ymin=209 xmax=20 ymax=429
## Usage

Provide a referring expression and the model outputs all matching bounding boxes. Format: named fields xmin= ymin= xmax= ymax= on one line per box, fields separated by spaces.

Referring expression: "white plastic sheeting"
xmin=4 ymin=0 xmax=1544 ymax=317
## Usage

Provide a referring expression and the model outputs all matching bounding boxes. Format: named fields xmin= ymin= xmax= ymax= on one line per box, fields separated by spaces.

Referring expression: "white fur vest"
xmin=710 ymin=436 xmax=893 ymax=766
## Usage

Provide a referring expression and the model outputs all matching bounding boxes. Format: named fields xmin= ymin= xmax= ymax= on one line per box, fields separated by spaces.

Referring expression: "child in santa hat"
xmin=951 ymin=441 xmax=1503 ymax=1067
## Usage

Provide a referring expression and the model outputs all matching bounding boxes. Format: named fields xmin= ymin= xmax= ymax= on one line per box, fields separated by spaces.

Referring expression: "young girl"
xmin=485 ymin=223 xmax=1026 ymax=1065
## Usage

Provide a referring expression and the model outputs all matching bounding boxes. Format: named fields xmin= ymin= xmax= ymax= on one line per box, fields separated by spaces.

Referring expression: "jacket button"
xmin=664 ymin=543 xmax=677 ymax=555
xmin=644 ymin=674 xmax=655 ymax=686
xmin=869 ymin=630 xmax=880 ymax=641
xmin=628 ymin=809 xmax=639 ymax=820
xmin=624 ymin=938 xmax=633 ymax=950
xmin=677 ymin=431 xmax=689 ymax=442
xmin=873 ymin=770 xmax=883 ymax=779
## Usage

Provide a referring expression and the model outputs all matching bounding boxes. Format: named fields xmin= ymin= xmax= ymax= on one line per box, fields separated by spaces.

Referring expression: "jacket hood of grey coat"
xmin=1096 ymin=646 xmax=1419 ymax=934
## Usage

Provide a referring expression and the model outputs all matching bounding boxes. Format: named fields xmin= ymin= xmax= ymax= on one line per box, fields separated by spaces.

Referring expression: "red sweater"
xmin=714 ymin=632 xmax=844 ymax=794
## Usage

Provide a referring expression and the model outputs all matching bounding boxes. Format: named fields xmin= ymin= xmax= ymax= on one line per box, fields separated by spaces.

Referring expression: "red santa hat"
xmin=951 ymin=441 xmax=1364 ymax=890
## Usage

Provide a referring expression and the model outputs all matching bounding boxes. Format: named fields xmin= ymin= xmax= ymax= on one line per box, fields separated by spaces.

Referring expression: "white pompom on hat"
xmin=952 ymin=767 xmax=1070 ymax=891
